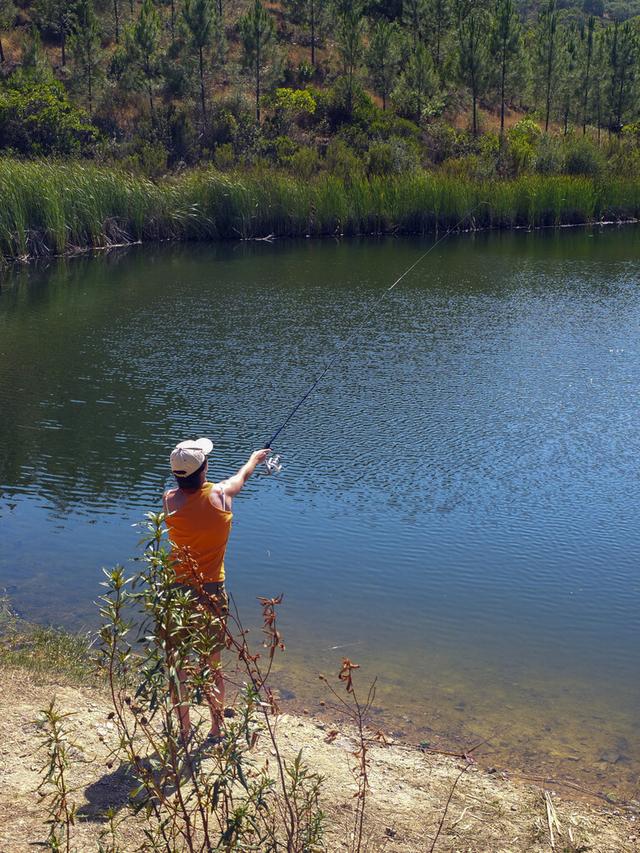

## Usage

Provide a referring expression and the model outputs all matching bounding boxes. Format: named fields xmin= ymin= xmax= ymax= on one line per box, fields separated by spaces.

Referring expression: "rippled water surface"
xmin=1 ymin=230 xmax=639 ymax=798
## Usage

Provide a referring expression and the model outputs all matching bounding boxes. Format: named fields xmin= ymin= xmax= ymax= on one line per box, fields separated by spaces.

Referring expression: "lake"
xmin=1 ymin=229 xmax=639 ymax=799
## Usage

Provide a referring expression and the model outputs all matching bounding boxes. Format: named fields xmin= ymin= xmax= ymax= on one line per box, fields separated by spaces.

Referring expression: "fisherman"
xmin=163 ymin=438 xmax=270 ymax=744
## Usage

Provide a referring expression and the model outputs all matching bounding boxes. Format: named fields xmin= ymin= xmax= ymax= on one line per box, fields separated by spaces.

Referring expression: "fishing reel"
xmin=264 ymin=453 xmax=282 ymax=475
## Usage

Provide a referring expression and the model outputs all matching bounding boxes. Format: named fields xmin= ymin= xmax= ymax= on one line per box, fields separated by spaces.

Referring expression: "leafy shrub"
xmin=423 ymin=121 xmax=472 ymax=165
xmin=563 ymin=137 xmax=604 ymax=177
xmin=288 ymin=146 xmax=321 ymax=179
xmin=0 ymin=74 xmax=98 ymax=157
xmin=266 ymin=86 xmax=317 ymax=133
xmin=325 ymin=139 xmax=365 ymax=183
xmin=167 ymin=106 xmax=198 ymax=165
xmin=367 ymin=138 xmax=420 ymax=176
xmin=369 ymin=112 xmax=421 ymax=142
xmin=325 ymin=78 xmax=374 ymax=129
xmin=272 ymin=86 xmax=316 ymax=117
xmin=214 ymin=142 xmax=235 ymax=170
xmin=534 ymin=135 xmax=562 ymax=174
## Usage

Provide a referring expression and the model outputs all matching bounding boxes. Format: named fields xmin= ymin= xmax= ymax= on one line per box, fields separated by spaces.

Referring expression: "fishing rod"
xmin=262 ymin=201 xmax=489 ymax=475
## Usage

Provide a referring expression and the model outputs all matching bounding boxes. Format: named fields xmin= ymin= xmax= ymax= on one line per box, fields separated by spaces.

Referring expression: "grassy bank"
xmin=1 ymin=159 xmax=640 ymax=261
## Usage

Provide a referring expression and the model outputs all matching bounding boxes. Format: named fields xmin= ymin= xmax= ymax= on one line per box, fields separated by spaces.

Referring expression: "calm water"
xmin=1 ymin=230 xmax=639 ymax=798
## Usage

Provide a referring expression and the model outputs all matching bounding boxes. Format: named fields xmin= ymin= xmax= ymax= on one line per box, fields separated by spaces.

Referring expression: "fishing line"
xmin=262 ymin=201 xmax=489 ymax=472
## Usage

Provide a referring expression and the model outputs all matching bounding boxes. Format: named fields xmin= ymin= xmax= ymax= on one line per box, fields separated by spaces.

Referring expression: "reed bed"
xmin=1 ymin=158 xmax=639 ymax=261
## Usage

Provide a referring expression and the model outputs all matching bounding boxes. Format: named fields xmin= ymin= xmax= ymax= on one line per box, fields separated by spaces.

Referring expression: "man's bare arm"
xmin=223 ymin=449 xmax=270 ymax=498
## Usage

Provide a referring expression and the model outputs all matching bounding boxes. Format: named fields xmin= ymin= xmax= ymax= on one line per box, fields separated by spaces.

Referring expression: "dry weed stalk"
xmin=319 ymin=659 xmax=381 ymax=853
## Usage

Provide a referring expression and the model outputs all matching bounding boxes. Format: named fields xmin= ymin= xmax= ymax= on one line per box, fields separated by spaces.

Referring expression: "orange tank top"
xmin=164 ymin=482 xmax=233 ymax=584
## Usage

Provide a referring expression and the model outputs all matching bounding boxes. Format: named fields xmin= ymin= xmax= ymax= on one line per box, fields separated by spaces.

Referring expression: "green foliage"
xmin=69 ymin=0 xmax=102 ymax=114
xmin=2 ymin=157 xmax=640 ymax=260
xmin=563 ymin=134 xmax=603 ymax=175
xmin=325 ymin=137 xmax=365 ymax=182
xmin=366 ymin=18 xmax=401 ymax=110
xmin=455 ymin=0 xmax=491 ymax=135
xmin=288 ymin=144 xmax=321 ymax=178
xmin=239 ymin=0 xmax=276 ymax=122
xmin=272 ymin=85 xmax=316 ymax=116
xmin=0 ymin=74 xmax=98 ymax=156
xmin=214 ymin=140 xmax=235 ymax=168
xmin=92 ymin=513 xmax=325 ymax=851
xmin=124 ymin=0 xmax=162 ymax=122
xmin=366 ymin=138 xmax=419 ymax=175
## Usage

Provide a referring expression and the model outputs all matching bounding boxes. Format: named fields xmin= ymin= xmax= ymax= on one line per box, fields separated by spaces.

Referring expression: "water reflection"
xmin=1 ymin=229 xmax=639 ymax=797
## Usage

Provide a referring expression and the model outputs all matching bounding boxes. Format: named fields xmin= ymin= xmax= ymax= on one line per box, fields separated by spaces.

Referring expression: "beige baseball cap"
xmin=170 ymin=438 xmax=213 ymax=476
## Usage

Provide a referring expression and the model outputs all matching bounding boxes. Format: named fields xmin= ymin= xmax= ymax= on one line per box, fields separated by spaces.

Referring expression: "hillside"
xmin=1 ymin=0 xmax=640 ymax=191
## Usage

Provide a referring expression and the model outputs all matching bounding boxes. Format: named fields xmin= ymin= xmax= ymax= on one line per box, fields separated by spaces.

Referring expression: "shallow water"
xmin=1 ymin=230 xmax=639 ymax=798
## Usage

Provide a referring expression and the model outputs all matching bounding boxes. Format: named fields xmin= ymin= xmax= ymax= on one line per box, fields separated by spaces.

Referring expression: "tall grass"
xmin=1 ymin=158 xmax=640 ymax=260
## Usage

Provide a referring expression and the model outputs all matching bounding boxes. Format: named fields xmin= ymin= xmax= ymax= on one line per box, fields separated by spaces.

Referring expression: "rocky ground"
xmin=0 ymin=666 xmax=638 ymax=852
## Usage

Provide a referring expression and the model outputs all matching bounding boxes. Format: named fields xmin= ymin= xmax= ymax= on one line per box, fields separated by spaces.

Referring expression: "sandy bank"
xmin=0 ymin=666 xmax=637 ymax=852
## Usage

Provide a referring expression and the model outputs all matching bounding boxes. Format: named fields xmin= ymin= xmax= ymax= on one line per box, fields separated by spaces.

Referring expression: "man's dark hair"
xmin=174 ymin=460 xmax=206 ymax=490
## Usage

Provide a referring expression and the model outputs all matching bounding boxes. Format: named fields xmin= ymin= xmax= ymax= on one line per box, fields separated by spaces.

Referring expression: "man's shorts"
xmin=172 ymin=581 xmax=229 ymax=650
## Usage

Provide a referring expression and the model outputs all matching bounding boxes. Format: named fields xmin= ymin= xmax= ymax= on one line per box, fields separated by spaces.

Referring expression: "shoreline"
xmin=1 ymin=214 xmax=638 ymax=270
xmin=2 ymin=159 xmax=640 ymax=265
xmin=0 ymin=663 xmax=637 ymax=852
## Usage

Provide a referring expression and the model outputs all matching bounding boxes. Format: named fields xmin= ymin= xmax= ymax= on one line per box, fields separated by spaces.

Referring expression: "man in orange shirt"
xmin=163 ymin=438 xmax=269 ymax=744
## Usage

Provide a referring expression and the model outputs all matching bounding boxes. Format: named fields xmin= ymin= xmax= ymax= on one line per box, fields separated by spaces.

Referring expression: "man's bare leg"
xmin=171 ymin=669 xmax=192 ymax=743
xmin=205 ymin=650 xmax=224 ymax=738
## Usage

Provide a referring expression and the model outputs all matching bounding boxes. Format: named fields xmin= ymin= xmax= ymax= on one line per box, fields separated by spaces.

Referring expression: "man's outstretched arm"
xmin=223 ymin=449 xmax=270 ymax=498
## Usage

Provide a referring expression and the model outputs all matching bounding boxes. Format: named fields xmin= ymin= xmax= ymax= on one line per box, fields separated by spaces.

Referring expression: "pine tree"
xmin=426 ymin=0 xmax=450 ymax=79
xmin=184 ymin=0 xmax=223 ymax=128
xmin=126 ymin=0 xmax=162 ymax=123
xmin=402 ymin=0 xmax=428 ymax=53
xmin=607 ymin=19 xmax=637 ymax=133
xmin=455 ymin=0 xmax=490 ymax=136
xmin=113 ymin=0 xmax=121 ymax=44
xmin=285 ymin=0 xmax=327 ymax=66
xmin=491 ymin=0 xmax=520 ymax=138
xmin=558 ymin=22 xmax=580 ymax=135
xmin=239 ymin=0 xmax=275 ymax=123
xmin=535 ymin=0 xmax=560 ymax=133
xmin=580 ymin=15 xmax=595 ymax=134
xmin=336 ymin=0 xmax=364 ymax=118
xmin=367 ymin=19 xmax=400 ymax=110
xmin=0 ymin=0 xmax=15 ymax=64
xmin=70 ymin=0 xmax=101 ymax=114
xmin=35 ymin=0 xmax=77 ymax=66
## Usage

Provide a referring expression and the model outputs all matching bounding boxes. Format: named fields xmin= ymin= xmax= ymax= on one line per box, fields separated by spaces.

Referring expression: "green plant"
xmin=0 ymin=74 xmax=98 ymax=156
xmin=36 ymin=701 xmax=81 ymax=852
xmin=95 ymin=511 xmax=325 ymax=851
xmin=563 ymin=135 xmax=603 ymax=176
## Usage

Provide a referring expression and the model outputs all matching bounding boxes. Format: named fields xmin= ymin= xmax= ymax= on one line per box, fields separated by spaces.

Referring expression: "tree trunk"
xmin=88 ymin=64 xmax=93 ymax=114
xmin=61 ymin=28 xmax=66 ymax=66
xmin=0 ymin=35 xmax=4 ymax=64
xmin=170 ymin=0 xmax=175 ymax=42
xmin=500 ymin=42 xmax=506 ymax=137
xmin=616 ymin=68 xmax=626 ymax=132
xmin=256 ymin=41 xmax=261 ymax=123
xmin=582 ymin=44 xmax=592 ymax=135
xmin=544 ymin=35 xmax=554 ymax=132
xmin=199 ymin=46 xmax=206 ymax=127
xmin=114 ymin=0 xmax=120 ymax=43
xmin=310 ymin=0 xmax=316 ymax=66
